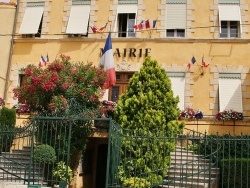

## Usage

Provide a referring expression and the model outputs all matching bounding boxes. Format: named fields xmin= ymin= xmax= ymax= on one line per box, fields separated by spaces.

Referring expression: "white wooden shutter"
xmin=166 ymin=4 xmax=186 ymax=29
xmin=19 ymin=7 xmax=44 ymax=34
xmin=66 ymin=5 xmax=90 ymax=34
xmin=219 ymin=78 xmax=242 ymax=112
xmin=169 ymin=77 xmax=185 ymax=110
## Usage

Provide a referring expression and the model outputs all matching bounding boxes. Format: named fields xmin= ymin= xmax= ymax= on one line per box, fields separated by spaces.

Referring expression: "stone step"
xmin=164 ymin=180 xmax=209 ymax=188
xmin=166 ymin=175 xmax=216 ymax=184
xmin=1 ymin=152 xmax=31 ymax=159
xmin=170 ymin=158 xmax=211 ymax=164
xmin=168 ymin=168 xmax=219 ymax=178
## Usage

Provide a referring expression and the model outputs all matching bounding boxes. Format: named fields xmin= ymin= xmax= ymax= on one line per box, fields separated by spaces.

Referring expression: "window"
xmin=66 ymin=0 xmax=90 ymax=35
xmin=166 ymin=3 xmax=186 ymax=38
xmin=109 ymin=72 xmax=134 ymax=102
xmin=167 ymin=72 xmax=185 ymax=110
xmin=118 ymin=13 xmax=135 ymax=37
xmin=218 ymin=0 xmax=239 ymax=4
xmin=219 ymin=73 xmax=242 ymax=112
xmin=19 ymin=2 xmax=45 ymax=37
xmin=166 ymin=29 xmax=185 ymax=37
xmin=218 ymin=5 xmax=241 ymax=38
xmin=118 ymin=0 xmax=137 ymax=4
xmin=116 ymin=5 xmax=137 ymax=38
xmin=220 ymin=21 xmax=239 ymax=38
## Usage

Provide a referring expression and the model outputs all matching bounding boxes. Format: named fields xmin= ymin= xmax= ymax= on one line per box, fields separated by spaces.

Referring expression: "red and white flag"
xmin=145 ymin=20 xmax=156 ymax=29
xmin=91 ymin=22 xmax=108 ymax=33
xmin=202 ymin=55 xmax=209 ymax=67
xmin=133 ymin=21 xmax=144 ymax=30
xmin=39 ymin=55 xmax=46 ymax=67
xmin=100 ymin=32 xmax=116 ymax=89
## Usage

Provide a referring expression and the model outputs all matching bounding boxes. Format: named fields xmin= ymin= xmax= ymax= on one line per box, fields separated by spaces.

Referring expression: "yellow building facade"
xmin=3 ymin=0 xmax=250 ymax=187
xmin=0 ymin=1 xmax=16 ymax=100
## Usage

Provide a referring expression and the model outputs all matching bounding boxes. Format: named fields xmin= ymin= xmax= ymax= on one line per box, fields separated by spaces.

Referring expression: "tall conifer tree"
xmin=114 ymin=57 xmax=184 ymax=186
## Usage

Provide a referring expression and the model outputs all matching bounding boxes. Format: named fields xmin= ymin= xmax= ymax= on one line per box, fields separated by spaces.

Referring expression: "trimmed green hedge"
xmin=0 ymin=107 xmax=16 ymax=126
xmin=0 ymin=107 xmax=16 ymax=152
xmin=221 ymin=158 xmax=250 ymax=188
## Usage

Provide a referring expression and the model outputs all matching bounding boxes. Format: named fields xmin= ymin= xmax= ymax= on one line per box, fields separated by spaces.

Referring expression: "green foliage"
xmin=114 ymin=57 xmax=184 ymax=186
xmin=13 ymin=54 xmax=107 ymax=171
xmin=33 ymin=144 xmax=56 ymax=164
xmin=0 ymin=107 xmax=16 ymax=152
xmin=53 ymin=161 xmax=74 ymax=183
xmin=0 ymin=107 xmax=16 ymax=126
xmin=122 ymin=177 xmax=151 ymax=188
xmin=221 ymin=158 xmax=250 ymax=188
xmin=195 ymin=134 xmax=250 ymax=162
xmin=13 ymin=54 xmax=106 ymax=115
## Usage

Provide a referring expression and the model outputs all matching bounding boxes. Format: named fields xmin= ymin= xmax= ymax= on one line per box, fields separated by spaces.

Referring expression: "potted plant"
xmin=215 ymin=110 xmax=243 ymax=121
xmin=33 ymin=144 xmax=57 ymax=185
xmin=179 ymin=107 xmax=203 ymax=120
xmin=94 ymin=100 xmax=117 ymax=128
xmin=52 ymin=161 xmax=73 ymax=188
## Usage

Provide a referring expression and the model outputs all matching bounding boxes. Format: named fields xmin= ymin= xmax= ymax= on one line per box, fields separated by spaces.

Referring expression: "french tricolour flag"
xmin=100 ymin=32 xmax=116 ymax=89
xmin=39 ymin=55 xmax=46 ymax=67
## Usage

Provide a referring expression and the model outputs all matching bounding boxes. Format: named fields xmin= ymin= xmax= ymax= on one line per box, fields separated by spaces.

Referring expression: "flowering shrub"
xmin=13 ymin=103 xmax=30 ymax=114
xmin=0 ymin=97 xmax=4 ymax=110
xmin=215 ymin=110 xmax=243 ymax=121
xmin=179 ymin=107 xmax=203 ymax=120
xmin=13 ymin=54 xmax=107 ymax=116
xmin=98 ymin=100 xmax=116 ymax=118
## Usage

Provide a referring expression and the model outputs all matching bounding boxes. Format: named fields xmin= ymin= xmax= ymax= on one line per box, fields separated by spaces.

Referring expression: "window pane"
xmin=220 ymin=21 xmax=228 ymax=38
xmin=177 ymin=29 xmax=185 ymax=37
xmin=230 ymin=21 xmax=238 ymax=37
xmin=127 ymin=18 xmax=135 ymax=37
xmin=118 ymin=14 xmax=127 ymax=37
xmin=166 ymin=29 xmax=175 ymax=37
xmin=111 ymin=86 xmax=120 ymax=102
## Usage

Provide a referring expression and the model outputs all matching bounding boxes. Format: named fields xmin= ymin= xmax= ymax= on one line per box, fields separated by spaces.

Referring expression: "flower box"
xmin=179 ymin=107 xmax=203 ymax=120
xmin=215 ymin=110 xmax=243 ymax=121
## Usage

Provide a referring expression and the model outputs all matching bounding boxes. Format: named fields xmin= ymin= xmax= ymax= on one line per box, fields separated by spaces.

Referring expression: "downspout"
xmin=3 ymin=0 xmax=20 ymax=101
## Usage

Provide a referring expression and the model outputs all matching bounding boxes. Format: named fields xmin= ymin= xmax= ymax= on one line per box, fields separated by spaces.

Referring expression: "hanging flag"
xmin=90 ymin=25 xmax=98 ymax=33
xmin=191 ymin=56 xmax=196 ymax=64
xmin=145 ymin=20 xmax=157 ymax=29
xmin=202 ymin=55 xmax=209 ymax=67
xmin=91 ymin=22 xmax=108 ymax=33
xmin=187 ymin=63 xmax=191 ymax=70
xmin=46 ymin=53 xmax=49 ymax=64
xmin=39 ymin=55 xmax=46 ymax=67
xmin=100 ymin=32 xmax=116 ymax=89
xmin=133 ymin=21 xmax=144 ymax=30
xmin=98 ymin=22 xmax=108 ymax=32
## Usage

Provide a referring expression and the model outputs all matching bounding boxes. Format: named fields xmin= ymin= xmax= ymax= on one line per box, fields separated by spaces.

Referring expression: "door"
xmin=96 ymin=144 xmax=108 ymax=188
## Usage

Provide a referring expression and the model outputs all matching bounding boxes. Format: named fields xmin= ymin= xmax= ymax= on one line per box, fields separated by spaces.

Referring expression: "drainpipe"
xmin=3 ymin=0 xmax=20 ymax=102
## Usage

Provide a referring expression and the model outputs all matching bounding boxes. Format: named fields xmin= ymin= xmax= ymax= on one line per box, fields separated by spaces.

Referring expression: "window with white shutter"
xmin=219 ymin=74 xmax=242 ymax=112
xmin=166 ymin=4 xmax=186 ymax=38
xmin=19 ymin=2 xmax=45 ymax=37
xmin=218 ymin=5 xmax=241 ymax=37
xmin=116 ymin=5 xmax=137 ymax=38
xmin=66 ymin=2 xmax=90 ymax=35
xmin=168 ymin=72 xmax=185 ymax=110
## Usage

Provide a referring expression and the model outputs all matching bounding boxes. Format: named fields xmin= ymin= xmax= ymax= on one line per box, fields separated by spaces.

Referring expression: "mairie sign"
xmin=100 ymin=48 xmax=151 ymax=58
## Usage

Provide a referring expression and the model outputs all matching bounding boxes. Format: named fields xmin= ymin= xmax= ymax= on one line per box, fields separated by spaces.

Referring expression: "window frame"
xmin=117 ymin=13 xmax=136 ymax=38
xmin=166 ymin=29 xmax=185 ymax=37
